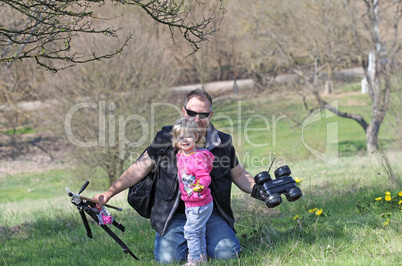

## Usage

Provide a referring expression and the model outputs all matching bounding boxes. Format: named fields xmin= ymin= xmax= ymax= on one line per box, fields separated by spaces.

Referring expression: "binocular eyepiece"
xmin=254 ymin=165 xmax=302 ymax=208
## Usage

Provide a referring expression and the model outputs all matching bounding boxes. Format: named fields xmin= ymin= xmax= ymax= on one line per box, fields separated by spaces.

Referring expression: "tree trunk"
xmin=324 ymin=80 xmax=333 ymax=94
xmin=366 ymin=121 xmax=380 ymax=153
xmin=325 ymin=65 xmax=333 ymax=94
xmin=363 ymin=47 xmax=391 ymax=153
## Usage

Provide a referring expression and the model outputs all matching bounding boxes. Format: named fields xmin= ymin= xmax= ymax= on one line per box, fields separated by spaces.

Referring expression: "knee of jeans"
xmin=154 ymin=253 xmax=173 ymax=264
xmin=155 ymin=254 xmax=176 ymax=264
xmin=154 ymin=251 xmax=187 ymax=264
xmin=154 ymin=238 xmax=187 ymax=264
xmin=208 ymin=238 xmax=241 ymax=260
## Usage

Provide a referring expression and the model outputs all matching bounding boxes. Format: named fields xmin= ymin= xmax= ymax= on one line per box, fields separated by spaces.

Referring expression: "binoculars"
xmin=254 ymin=165 xmax=303 ymax=208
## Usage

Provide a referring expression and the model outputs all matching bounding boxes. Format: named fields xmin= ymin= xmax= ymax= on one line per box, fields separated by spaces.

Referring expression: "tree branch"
xmin=1 ymin=0 xmax=225 ymax=71
xmin=312 ymin=90 xmax=369 ymax=131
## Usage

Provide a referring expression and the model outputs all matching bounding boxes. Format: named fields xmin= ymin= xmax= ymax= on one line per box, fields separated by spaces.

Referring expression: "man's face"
xmin=182 ymin=97 xmax=213 ymax=135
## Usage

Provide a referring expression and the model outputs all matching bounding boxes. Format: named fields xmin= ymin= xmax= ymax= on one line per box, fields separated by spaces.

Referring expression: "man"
xmin=94 ymin=89 xmax=258 ymax=263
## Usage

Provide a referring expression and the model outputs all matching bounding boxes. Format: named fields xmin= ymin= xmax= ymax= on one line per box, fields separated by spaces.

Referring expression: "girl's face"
xmin=177 ymin=131 xmax=197 ymax=154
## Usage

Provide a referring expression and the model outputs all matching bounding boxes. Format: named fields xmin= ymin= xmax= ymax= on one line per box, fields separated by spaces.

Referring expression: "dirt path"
xmin=0 ymin=132 xmax=71 ymax=177
xmin=169 ymin=67 xmax=364 ymax=94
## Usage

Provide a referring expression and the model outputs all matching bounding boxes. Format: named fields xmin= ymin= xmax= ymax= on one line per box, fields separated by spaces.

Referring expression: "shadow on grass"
xmin=338 ymin=140 xmax=367 ymax=156
xmin=339 ymin=139 xmax=396 ymax=157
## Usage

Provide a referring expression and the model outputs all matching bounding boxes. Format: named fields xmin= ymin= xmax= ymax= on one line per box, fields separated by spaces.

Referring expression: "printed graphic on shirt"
xmin=182 ymin=173 xmax=196 ymax=196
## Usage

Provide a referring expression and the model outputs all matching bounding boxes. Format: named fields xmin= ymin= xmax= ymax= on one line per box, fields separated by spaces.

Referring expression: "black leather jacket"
xmin=146 ymin=125 xmax=238 ymax=236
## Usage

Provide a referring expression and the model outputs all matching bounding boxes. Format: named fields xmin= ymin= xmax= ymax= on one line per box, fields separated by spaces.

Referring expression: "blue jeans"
xmin=183 ymin=202 xmax=213 ymax=261
xmin=154 ymin=210 xmax=241 ymax=263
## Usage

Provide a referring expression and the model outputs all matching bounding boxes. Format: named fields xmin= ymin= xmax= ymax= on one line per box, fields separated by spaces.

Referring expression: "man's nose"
xmin=192 ymin=115 xmax=201 ymax=123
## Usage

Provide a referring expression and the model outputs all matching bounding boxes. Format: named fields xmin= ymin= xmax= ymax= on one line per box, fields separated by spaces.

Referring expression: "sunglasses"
xmin=184 ymin=107 xmax=211 ymax=119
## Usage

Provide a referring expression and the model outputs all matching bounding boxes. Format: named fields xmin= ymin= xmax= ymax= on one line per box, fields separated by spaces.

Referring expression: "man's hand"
xmin=251 ymin=184 xmax=266 ymax=202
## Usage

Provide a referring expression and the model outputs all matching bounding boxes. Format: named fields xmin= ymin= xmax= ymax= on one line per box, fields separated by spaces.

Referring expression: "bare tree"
xmin=167 ymin=0 xmax=233 ymax=85
xmin=0 ymin=0 xmax=225 ymax=164
xmin=349 ymin=0 xmax=401 ymax=153
xmin=236 ymin=0 xmax=401 ymax=153
xmin=0 ymin=60 xmax=43 ymax=159
xmin=232 ymin=0 xmax=300 ymax=91
xmin=43 ymin=19 xmax=176 ymax=185
xmin=318 ymin=0 xmax=401 ymax=153
xmin=0 ymin=0 xmax=225 ymax=72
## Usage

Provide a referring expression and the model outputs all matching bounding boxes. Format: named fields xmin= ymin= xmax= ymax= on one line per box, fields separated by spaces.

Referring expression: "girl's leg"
xmin=183 ymin=202 xmax=213 ymax=261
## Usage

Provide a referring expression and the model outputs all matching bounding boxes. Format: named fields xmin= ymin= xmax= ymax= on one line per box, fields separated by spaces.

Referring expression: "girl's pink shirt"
xmin=176 ymin=149 xmax=215 ymax=207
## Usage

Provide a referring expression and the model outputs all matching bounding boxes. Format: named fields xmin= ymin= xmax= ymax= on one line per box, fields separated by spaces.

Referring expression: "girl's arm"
xmin=193 ymin=153 xmax=213 ymax=188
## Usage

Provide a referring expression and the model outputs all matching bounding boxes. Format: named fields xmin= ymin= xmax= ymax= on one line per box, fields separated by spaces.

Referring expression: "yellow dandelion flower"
xmin=295 ymin=177 xmax=303 ymax=184
xmin=375 ymin=197 xmax=382 ymax=201
xmin=308 ymin=208 xmax=318 ymax=213
xmin=385 ymin=195 xmax=392 ymax=201
xmin=385 ymin=191 xmax=391 ymax=196
xmin=293 ymin=215 xmax=299 ymax=220
xmin=398 ymin=191 xmax=402 ymax=197
xmin=398 ymin=200 xmax=402 ymax=205
xmin=382 ymin=219 xmax=390 ymax=225
xmin=316 ymin=209 xmax=323 ymax=216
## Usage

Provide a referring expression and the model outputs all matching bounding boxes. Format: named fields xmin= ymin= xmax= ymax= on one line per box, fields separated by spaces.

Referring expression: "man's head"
xmin=182 ymin=89 xmax=213 ymax=134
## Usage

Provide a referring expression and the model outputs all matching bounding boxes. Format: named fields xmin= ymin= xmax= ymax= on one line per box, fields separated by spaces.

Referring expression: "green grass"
xmin=1 ymin=127 xmax=38 ymax=135
xmin=0 ymin=170 xmax=76 ymax=203
xmin=1 ymin=152 xmax=401 ymax=265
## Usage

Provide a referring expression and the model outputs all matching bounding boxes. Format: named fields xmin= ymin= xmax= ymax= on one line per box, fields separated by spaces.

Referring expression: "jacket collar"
xmin=205 ymin=123 xmax=221 ymax=151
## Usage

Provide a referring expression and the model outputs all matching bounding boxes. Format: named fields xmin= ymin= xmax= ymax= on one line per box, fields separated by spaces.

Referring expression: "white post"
xmin=361 ymin=78 xmax=368 ymax=94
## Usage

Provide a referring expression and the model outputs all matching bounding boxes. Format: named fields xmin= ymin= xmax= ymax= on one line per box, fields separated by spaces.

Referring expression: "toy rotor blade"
xmin=78 ymin=180 xmax=90 ymax=195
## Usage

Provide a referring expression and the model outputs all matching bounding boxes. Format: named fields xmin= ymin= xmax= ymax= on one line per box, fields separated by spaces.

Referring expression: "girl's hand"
xmin=192 ymin=180 xmax=204 ymax=192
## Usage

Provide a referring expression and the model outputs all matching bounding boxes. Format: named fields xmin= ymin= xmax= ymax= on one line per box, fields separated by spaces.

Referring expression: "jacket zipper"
xmin=161 ymin=188 xmax=181 ymax=236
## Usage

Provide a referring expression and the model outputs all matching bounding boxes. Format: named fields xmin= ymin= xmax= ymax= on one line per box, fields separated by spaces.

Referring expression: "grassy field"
xmin=1 ymin=153 xmax=401 ymax=265
xmin=1 ymin=81 xmax=401 ymax=265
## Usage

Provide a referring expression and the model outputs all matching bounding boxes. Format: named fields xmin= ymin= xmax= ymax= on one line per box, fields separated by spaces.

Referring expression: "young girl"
xmin=172 ymin=118 xmax=215 ymax=265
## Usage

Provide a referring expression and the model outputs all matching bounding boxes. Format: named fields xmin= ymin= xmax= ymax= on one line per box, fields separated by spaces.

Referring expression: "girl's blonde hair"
xmin=171 ymin=118 xmax=205 ymax=148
